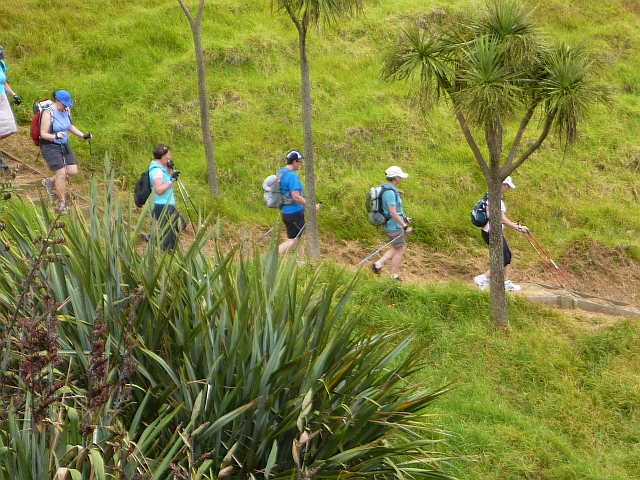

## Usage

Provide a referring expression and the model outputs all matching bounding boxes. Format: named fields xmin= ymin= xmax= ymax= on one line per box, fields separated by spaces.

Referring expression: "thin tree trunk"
xmin=487 ymin=175 xmax=508 ymax=327
xmin=194 ymin=24 xmax=219 ymax=197
xmin=178 ymin=0 xmax=219 ymax=197
xmin=298 ymin=29 xmax=320 ymax=261
xmin=487 ymin=122 xmax=508 ymax=327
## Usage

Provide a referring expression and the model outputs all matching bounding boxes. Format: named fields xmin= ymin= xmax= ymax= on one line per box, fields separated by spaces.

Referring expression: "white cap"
xmin=385 ymin=166 xmax=409 ymax=179
xmin=503 ymin=176 xmax=516 ymax=189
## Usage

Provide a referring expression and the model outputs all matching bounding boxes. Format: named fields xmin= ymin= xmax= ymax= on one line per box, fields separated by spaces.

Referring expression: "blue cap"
xmin=286 ymin=150 xmax=304 ymax=162
xmin=55 ymin=90 xmax=74 ymax=107
xmin=0 ymin=46 xmax=4 ymax=60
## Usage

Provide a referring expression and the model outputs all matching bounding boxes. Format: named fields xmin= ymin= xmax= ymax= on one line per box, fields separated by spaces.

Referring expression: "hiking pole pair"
xmin=523 ymin=231 xmax=575 ymax=290
xmin=352 ymin=232 xmax=405 ymax=270
xmin=174 ymin=179 xmax=197 ymax=234
xmin=243 ymin=227 xmax=274 ymax=255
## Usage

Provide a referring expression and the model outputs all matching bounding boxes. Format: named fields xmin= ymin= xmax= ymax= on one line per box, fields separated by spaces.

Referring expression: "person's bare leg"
xmin=376 ymin=247 xmax=395 ymax=267
xmin=390 ymin=245 xmax=406 ymax=275
xmin=53 ymin=168 xmax=67 ymax=203
xmin=279 ymin=238 xmax=299 ymax=256
xmin=504 ymin=264 xmax=511 ymax=282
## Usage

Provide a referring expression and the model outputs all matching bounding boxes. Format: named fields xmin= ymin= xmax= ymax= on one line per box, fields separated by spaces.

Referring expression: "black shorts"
xmin=281 ymin=210 xmax=305 ymax=239
xmin=482 ymin=229 xmax=512 ymax=266
xmin=41 ymin=142 xmax=77 ymax=172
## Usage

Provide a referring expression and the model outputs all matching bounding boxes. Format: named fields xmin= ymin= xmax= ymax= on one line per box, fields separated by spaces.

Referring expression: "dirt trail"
xmin=3 ymin=128 xmax=640 ymax=316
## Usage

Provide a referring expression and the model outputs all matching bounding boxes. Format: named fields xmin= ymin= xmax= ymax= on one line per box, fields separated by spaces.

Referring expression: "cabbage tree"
xmin=383 ymin=0 xmax=609 ymax=326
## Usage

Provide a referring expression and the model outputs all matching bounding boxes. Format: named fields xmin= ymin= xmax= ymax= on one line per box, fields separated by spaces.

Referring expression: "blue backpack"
xmin=471 ymin=194 xmax=489 ymax=227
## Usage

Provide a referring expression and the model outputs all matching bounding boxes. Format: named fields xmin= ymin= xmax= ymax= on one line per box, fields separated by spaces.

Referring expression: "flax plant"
xmin=0 ymin=159 xmax=457 ymax=479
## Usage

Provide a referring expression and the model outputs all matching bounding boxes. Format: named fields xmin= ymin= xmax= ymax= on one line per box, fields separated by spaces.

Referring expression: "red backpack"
xmin=30 ymin=99 xmax=53 ymax=146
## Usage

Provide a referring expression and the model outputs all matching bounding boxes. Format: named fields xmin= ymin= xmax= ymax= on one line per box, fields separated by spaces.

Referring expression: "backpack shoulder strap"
xmin=379 ymin=185 xmax=399 ymax=222
xmin=39 ymin=106 xmax=55 ymax=136
xmin=0 ymin=61 xmax=6 ymax=73
xmin=379 ymin=184 xmax=399 ymax=203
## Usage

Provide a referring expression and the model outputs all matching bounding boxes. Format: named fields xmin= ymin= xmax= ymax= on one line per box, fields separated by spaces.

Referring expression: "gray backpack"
xmin=263 ymin=170 xmax=294 ymax=208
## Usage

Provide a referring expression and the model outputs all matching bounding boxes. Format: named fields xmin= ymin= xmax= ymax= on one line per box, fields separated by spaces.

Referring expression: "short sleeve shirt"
xmin=482 ymin=199 xmax=506 ymax=233
xmin=381 ymin=183 xmax=403 ymax=231
xmin=149 ymin=160 xmax=175 ymax=206
xmin=0 ymin=62 xmax=7 ymax=94
xmin=278 ymin=167 xmax=304 ymax=215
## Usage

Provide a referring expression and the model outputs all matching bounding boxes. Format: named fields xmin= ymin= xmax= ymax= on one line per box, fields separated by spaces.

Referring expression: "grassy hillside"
xmin=3 ymin=0 xmax=639 ymax=260
xmin=348 ymin=275 xmax=640 ymax=479
xmin=1 ymin=1 xmax=640 ymax=478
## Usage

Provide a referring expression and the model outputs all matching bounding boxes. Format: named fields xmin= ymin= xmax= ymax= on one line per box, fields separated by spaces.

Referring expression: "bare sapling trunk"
xmin=178 ymin=0 xmax=219 ymax=197
xmin=298 ymin=28 xmax=320 ymax=261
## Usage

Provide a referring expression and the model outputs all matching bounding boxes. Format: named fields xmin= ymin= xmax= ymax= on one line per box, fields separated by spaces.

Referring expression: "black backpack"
xmin=134 ymin=171 xmax=151 ymax=208
xmin=471 ymin=194 xmax=489 ymax=227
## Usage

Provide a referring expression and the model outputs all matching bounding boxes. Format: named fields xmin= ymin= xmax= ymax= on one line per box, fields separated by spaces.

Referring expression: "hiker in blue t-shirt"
xmin=371 ymin=166 xmax=413 ymax=281
xmin=277 ymin=150 xmax=320 ymax=256
xmin=39 ymin=90 xmax=92 ymax=214
xmin=0 ymin=46 xmax=21 ymax=170
xmin=149 ymin=144 xmax=186 ymax=251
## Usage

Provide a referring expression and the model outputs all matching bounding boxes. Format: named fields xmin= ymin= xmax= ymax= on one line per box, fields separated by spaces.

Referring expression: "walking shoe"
xmin=0 ymin=161 xmax=7 ymax=170
xmin=372 ymin=261 xmax=382 ymax=274
xmin=42 ymin=178 xmax=57 ymax=196
xmin=57 ymin=202 xmax=70 ymax=215
xmin=390 ymin=274 xmax=400 ymax=281
xmin=504 ymin=280 xmax=522 ymax=292
xmin=474 ymin=274 xmax=489 ymax=291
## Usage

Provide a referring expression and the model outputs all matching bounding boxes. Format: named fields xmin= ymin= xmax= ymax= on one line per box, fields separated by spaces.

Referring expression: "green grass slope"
xmin=349 ymin=276 xmax=640 ymax=479
xmin=2 ymin=1 xmax=640 ymax=478
xmin=2 ymin=0 xmax=639 ymax=261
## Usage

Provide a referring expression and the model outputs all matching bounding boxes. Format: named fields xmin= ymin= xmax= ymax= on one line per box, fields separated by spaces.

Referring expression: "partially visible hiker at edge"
xmin=0 ymin=45 xmax=21 ymax=170
xmin=371 ymin=166 xmax=413 ymax=281
xmin=277 ymin=149 xmax=320 ymax=257
xmin=474 ymin=175 xmax=530 ymax=292
xmin=40 ymin=90 xmax=92 ymax=214
xmin=149 ymin=144 xmax=186 ymax=251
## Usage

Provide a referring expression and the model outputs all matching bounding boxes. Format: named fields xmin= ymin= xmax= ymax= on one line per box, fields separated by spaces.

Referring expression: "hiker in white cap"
xmin=371 ymin=166 xmax=412 ymax=281
xmin=474 ymin=176 xmax=529 ymax=291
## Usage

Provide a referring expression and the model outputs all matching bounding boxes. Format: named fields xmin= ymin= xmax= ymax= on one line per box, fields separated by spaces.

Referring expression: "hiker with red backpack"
xmin=39 ymin=90 xmax=92 ymax=214
xmin=0 ymin=46 xmax=22 ymax=170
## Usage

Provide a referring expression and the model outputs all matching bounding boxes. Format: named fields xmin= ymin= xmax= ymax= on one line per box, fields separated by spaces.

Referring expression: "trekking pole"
xmin=294 ymin=223 xmax=307 ymax=240
xmin=243 ymin=227 xmax=274 ymax=254
xmin=523 ymin=232 xmax=563 ymax=288
xmin=352 ymin=235 xmax=401 ymax=270
xmin=87 ymin=138 xmax=95 ymax=174
xmin=175 ymin=180 xmax=197 ymax=234
xmin=176 ymin=178 xmax=198 ymax=214
xmin=527 ymin=232 xmax=576 ymax=290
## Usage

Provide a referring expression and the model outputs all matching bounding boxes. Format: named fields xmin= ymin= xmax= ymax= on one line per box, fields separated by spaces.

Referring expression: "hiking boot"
xmin=42 ymin=178 xmax=57 ymax=196
xmin=372 ymin=261 xmax=382 ymax=274
xmin=504 ymin=280 xmax=522 ymax=292
xmin=0 ymin=161 xmax=7 ymax=170
xmin=474 ymin=274 xmax=489 ymax=291
xmin=57 ymin=202 xmax=70 ymax=215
